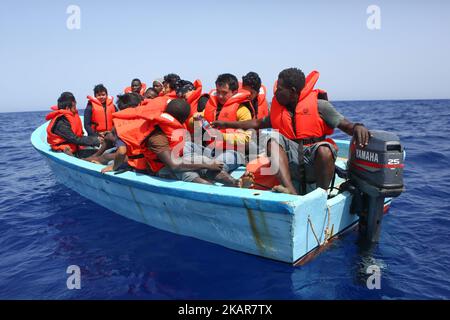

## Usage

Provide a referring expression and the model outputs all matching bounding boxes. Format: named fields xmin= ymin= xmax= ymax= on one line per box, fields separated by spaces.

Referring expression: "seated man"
xmin=84 ymin=93 xmax=143 ymax=164
xmin=241 ymin=72 xmax=269 ymax=119
xmin=102 ymin=99 xmax=238 ymax=186
xmin=46 ymin=92 xmax=102 ymax=157
xmin=196 ymin=73 xmax=254 ymax=173
xmin=124 ymin=78 xmax=147 ymax=96
xmin=84 ymin=84 xmax=116 ymax=136
xmin=212 ymin=68 xmax=370 ymax=195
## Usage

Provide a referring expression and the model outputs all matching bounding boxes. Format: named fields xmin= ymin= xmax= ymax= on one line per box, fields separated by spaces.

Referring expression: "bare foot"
xmin=214 ymin=171 xmax=239 ymax=187
xmin=238 ymin=171 xmax=255 ymax=188
xmin=272 ymin=185 xmax=297 ymax=195
xmin=63 ymin=147 xmax=73 ymax=156
xmin=101 ymin=165 xmax=114 ymax=174
xmin=83 ymin=155 xmax=110 ymax=165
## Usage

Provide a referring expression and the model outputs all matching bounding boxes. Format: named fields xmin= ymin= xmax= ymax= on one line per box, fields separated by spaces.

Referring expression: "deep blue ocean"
xmin=0 ymin=99 xmax=449 ymax=300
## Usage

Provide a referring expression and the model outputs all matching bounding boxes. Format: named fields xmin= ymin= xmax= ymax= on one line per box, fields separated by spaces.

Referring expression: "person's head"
xmin=175 ymin=80 xmax=195 ymax=100
xmin=93 ymin=84 xmax=108 ymax=103
xmin=131 ymin=78 xmax=142 ymax=94
xmin=215 ymin=73 xmax=239 ymax=105
xmin=57 ymin=92 xmax=77 ymax=113
xmin=163 ymin=73 xmax=181 ymax=93
xmin=152 ymin=79 xmax=164 ymax=94
xmin=116 ymin=93 xmax=142 ymax=110
xmin=144 ymin=87 xmax=158 ymax=99
xmin=165 ymin=98 xmax=191 ymax=124
xmin=242 ymin=72 xmax=261 ymax=101
xmin=197 ymin=95 xmax=209 ymax=113
xmin=275 ymin=68 xmax=305 ymax=107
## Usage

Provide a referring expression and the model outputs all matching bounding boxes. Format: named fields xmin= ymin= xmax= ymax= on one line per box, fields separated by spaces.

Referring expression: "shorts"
xmin=261 ymin=131 xmax=337 ymax=183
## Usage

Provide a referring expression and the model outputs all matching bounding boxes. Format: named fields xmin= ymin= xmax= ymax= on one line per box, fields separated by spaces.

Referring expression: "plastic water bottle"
xmin=201 ymin=118 xmax=212 ymax=131
xmin=198 ymin=116 xmax=214 ymax=137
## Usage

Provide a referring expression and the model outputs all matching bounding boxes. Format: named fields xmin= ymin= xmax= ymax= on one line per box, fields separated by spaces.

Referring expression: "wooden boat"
xmin=31 ymin=118 xmax=401 ymax=265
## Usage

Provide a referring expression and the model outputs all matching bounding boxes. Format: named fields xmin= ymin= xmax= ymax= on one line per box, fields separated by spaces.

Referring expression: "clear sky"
xmin=0 ymin=0 xmax=449 ymax=112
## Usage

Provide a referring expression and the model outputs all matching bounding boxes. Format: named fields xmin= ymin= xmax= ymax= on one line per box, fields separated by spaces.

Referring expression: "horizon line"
xmin=1 ymin=97 xmax=449 ymax=114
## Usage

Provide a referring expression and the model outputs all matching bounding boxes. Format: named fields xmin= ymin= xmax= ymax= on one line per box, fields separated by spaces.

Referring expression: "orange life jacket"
xmin=270 ymin=70 xmax=335 ymax=147
xmin=46 ymin=109 xmax=83 ymax=153
xmin=254 ymin=84 xmax=269 ymax=119
xmin=185 ymin=79 xmax=203 ymax=117
xmin=113 ymin=110 xmax=185 ymax=173
xmin=246 ymin=156 xmax=280 ymax=190
xmin=87 ymin=95 xmax=116 ymax=133
xmin=203 ymin=90 xmax=251 ymax=151
xmin=165 ymin=90 xmax=178 ymax=99
xmin=184 ymin=79 xmax=204 ymax=133
xmin=138 ymin=95 xmax=171 ymax=113
xmin=238 ymin=83 xmax=269 ymax=119
xmin=124 ymin=83 xmax=147 ymax=96
xmin=203 ymin=90 xmax=251 ymax=123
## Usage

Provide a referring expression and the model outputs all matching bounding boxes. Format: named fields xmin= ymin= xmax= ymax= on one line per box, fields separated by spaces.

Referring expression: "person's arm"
xmin=211 ymin=116 xmax=269 ymax=130
xmin=101 ymin=145 xmax=127 ymax=173
xmin=148 ymin=129 xmax=223 ymax=172
xmin=337 ymin=119 xmax=370 ymax=147
xmin=83 ymin=103 xmax=97 ymax=136
xmin=318 ymin=99 xmax=370 ymax=147
xmin=89 ymin=131 xmax=116 ymax=158
xmin=53 ymin=116 xmax=101 ymax=147
xmin=156 ymin=150 xmax=223 ymax=172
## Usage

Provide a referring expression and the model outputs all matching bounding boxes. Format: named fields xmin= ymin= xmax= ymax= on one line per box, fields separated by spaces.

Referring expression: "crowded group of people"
xmin=45 ymin=68 xmax=370 ymax=195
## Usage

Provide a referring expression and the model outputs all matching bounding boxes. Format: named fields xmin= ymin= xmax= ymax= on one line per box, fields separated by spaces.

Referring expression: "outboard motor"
xmin=344 ymin=130 xmax=405 ymax=243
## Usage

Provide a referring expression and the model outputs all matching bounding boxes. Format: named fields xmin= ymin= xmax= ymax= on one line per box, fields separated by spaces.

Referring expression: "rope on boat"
xmin=324 ymin=205 xmax=332 ymax=244
xmin=307 ymin=215 xmax=321 ymax=247
xmin=308 ymin=205 xmax=333 ymax=248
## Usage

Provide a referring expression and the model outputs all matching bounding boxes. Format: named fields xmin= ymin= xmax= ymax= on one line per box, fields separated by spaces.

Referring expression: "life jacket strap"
xmin=292 ymin=136 xmax=325 ymax=195
xmin=297 ymin=136 xmax=326 ymax=146
xmin=128 ymin=154 xmax=144 ymax=159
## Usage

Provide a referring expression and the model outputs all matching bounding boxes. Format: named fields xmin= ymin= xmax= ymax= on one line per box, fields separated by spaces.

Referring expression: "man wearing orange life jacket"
xmin=84 ymin=84 xmax=117 ymax=136
xmin=240 ymin=72 xmax=269 ymax=119
xmin=46 ymin=92 xmax=102 ymax=156
xmin=162 ymin=73 xmax=181 ymax=98
xmin=102 ymin=99 xmax=237 ymax=186
xmin=124 ymin=78 xmax=147 ymax=96
xmin=83 ymin=93 xmax=143 ymax=165
xmin=212 ymin=68 xmax=370 ymax=195
xmin=195 ymin=73 xmax=254 ymax=173
xmin=86 ymin=92 xmax=171 ymax=165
